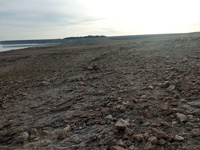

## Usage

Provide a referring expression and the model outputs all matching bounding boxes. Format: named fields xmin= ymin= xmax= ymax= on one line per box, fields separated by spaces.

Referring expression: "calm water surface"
xmin=0 ymin=43 xmax=58 ymax=52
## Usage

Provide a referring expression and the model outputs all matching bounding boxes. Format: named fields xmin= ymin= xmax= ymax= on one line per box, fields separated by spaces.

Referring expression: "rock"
xmin=142 ymin=122 xmax=152 ymax=127
xmin=58 ymin=129 xmax=67 ymax=140
xmin=134 ymin=134 xmax=143 ymax=142
xmin=160 ymin=121 xmax=171 ymax=128
xmin=188 ymin=101 xmax=200 ymax=107
xmin=107 ymin=139 xmax=117 ymax=147
xmin=160 ymin=104 xmax=169 ymax=111
xmin=117 ymin=139 xmax=124 ymax=146
xmin=176 ymin=113 xmax=187 ymax=123
xmin=141 ymin=95 xmax=147 ymax=99
xmin=144 ymin=142 xmax=153 ymax=150
xmin=115 ymin=119 xmax=130 ymax=131
xmin=16 ymin=132 xmax=29 ymax=143
xmin=174 ymin=135 xmax=184 ymax=141
xmin=148 ymin=85 xmax=154 ymax=90
xmin=110 ymin=146 xmax=125 ymax=150
xmin=41 ymin=129 xmax=51 ymax=136
xmin=156 ymin=130 xmax=169 ymax=139
xmin=125 ymin=128 xmax=134 ymax=136
xmin=190 ymin=129 xmax=200 ymax=137
xmin=160 ymin=81 xmax=170 ymax=88
xmin=63 ymin=125 xmax=71 ymax=132
xmin=128 ymin=145 xmax=139 ymax=150
xmin=148 ymin=136 xmax=158 ymax=144
xmin=158 ymin=139 xmax=166 ymax=145
xmin=167 ymin=85 xmax=175 ymax=91
xmin=29 ymin=128 xmax=39 ymax=140
xmin=105 ymin=114 xmax=113 ymax=120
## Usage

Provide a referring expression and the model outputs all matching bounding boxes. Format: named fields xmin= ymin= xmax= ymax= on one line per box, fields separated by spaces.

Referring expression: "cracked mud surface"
xmin=0 ymin=34 xmax=200 ymax=150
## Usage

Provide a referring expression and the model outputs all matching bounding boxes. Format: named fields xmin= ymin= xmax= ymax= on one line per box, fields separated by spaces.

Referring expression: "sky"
xmin=0 ymin=0 xmax=200 ymax=40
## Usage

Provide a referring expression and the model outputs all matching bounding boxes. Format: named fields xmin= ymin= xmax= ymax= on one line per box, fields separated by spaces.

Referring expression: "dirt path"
xmin=0 ymin=35 xmax=200 ymax=150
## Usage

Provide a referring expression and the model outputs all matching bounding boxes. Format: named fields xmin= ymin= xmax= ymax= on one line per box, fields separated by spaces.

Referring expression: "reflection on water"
xmin=0 ymin=43 xmax=58 ymax=52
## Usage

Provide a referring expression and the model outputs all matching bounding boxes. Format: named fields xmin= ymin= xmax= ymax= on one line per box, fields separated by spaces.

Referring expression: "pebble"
xmin=144 ymin=142 xmax=153 ymax=150
xmin=105 ymin=114 xmax=113 ymax=120
xmin=174 ymin=135 xmax=184 ymax=141
xmin=58 ymin=130 xmax=67 ymax=140
xmin=190 ymin=129 xmax=200 ymax=137
xmin=158 ymin=139 xmax=166 ymax=145
xmin=115 ymin=119 xmax=130 ymax=131
xmin=156 ymin=130 xmax=169 ymax=139
xmin=142 ymin=122 xmax=152 ymax=127
xmin=110 ymin=146 xmax=125 ymax=150
xmin=160 ymin=121 xmax=171 ymax=128
xmin=176 ymin=113 xmax=187 ymax=123
xmin=16 ymin=132 xmax=29 ymax=143
xmin=167 ymin=85 xmax=175 ymax=91
xmin=148 ymin=136 xmax=158 ymax=144
xmin=134 ymin=134 xmax=143 ymax=142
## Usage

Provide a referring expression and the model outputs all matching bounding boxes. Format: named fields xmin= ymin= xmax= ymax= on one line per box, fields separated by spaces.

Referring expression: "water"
xmin=0 ymin=43 xmax=58 ymax=52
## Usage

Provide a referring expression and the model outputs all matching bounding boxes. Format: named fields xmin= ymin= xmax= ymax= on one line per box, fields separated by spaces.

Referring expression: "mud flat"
xmin=0 ymin=33 xmax=200 ymax=150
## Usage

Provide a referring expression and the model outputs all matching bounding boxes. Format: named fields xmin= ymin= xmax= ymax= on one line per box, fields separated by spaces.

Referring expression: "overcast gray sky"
xmin=0 ymin=0 xmax=200 ymax=40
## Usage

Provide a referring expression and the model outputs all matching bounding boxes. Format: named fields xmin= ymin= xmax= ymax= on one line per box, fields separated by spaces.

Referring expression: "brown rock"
xmin=148 ymin=136 xmax=158 ymax=144
xmin=174 ymin=135 xmax=184 ymax=141
xmin=125 ymin=128 xmax=134 ymax=136
xmin=176 ymin=113 xmax=187 ymax=122
xmin=160 ymin=121 xmax=171 ymax=128
xmin=167 ymin=85 xmax=175 ymax=91
xmin=144 ymin=142 xmax=153 ymax=150
xmin=134 ymin=134 xmax=143 ymax=142
xmin=110 ymin=146 xmax=125 ymax=150
xmin=115 ymin=119 xmax=130 ymax=131
xmin=160 ymin=81 xmax=170 ymax=88
xmin=160 ymin=104 xmax=169 ymax=111
xmin=158 ymin=139 xmax=166 ymax=145
xmin=58 ymin=130 xmax=67 ymax=139
xmin=190 ymin=129 xmax=200 ymax=137
xmin=117 ymin=139 xmax=124 ymax=146
xmin=156 ymin=130 xmax=169 ymax=139
xmin=128 ymin=145 xmax=138 ymax=150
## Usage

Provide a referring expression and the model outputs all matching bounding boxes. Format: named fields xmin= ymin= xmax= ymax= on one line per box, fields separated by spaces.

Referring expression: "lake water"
xmin=0 ymin=43 xmax=58 ymax=52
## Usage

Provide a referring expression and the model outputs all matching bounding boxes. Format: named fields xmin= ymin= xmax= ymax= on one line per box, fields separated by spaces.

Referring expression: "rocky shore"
xmin=0 ymin=34 xmax=200 ymax=150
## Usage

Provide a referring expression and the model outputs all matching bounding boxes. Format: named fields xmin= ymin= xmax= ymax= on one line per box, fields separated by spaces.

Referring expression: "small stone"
xmin=158 ymin=139 xmax=166 ymax=145
xmin=63 ymin=125 xmax=71 ymax=132
xmin=42 ymin=129 xmax=51 ymax=136
xmin=117 ymin=139 xmax=124 ymax=146
xmin=58 ymin=130 xmax=67 ymax=139
xmin=160 ymin=81 xmax=170 ymax=88
xmin=176 ymin=113 xmax=187 ymax=123
xmin=141 ymin=95 xmax=147 ymax=99
xmin=142 ymin=122 xmax=152 ymax=127
xmin=16 ymin=132 xmax=29 ymax=143
xmin=125 ymin=128 xmax=134 ymax=136
xmin=107 ymin=139 xmax=117 ymax=147
xmin=167 ymin=85 xmax=175 ymax=91
xmin=148 ymin=136 xmax=158 ymax=144
xmin=160 ymin=121 xmax=171 ymax=128
xmin=144 ymin=142 xmax=153 ymax=150
xmin=148 ymin=85 xmax=154 ymax=90
xmin=174 ymin=135 xmax=184 ymax=141
xmin=134 ymin=134 xmax=143 ymax=142
xmin=105 ymin=115 xmax=113 ymax=120
xmin=160 ymin=104 xmax=169 ymax=111
xmin=156 ymin=130 xmax=169 ymax=139
xmin=115 ymin=119 xmax=130 ymax=131
xmin=110 ymin=146 xmax=125 ymax=150
xmin=128 ymin=145 xmax=138 ymax=150
xmin=190 ymin=129 xmax=200 ymax=137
